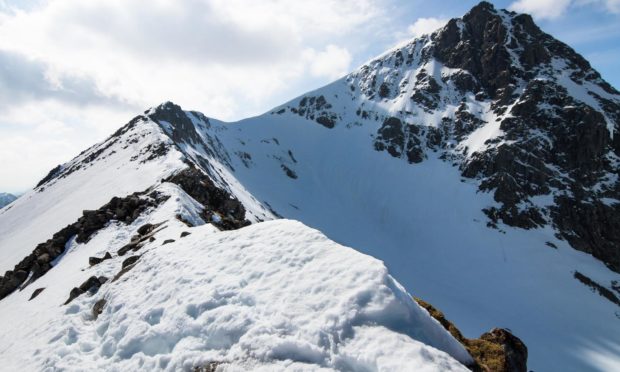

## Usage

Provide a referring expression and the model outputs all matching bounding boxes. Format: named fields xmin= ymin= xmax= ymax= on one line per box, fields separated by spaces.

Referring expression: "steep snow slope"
xmin=132 ymin=3 xmax=620 ymax=371
xmin=0 ymin=118 xmax=187 ymax=273
xmin=181 ymin=104 xmax=620 ymax=372
xmin=0 ymin=184 xmax=471 ymax=371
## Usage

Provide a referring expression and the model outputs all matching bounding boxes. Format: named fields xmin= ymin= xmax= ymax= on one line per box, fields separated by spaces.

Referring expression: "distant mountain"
xmin=0 ymin=2 xmax=618 ymax=371
xmin=0 ymin=193 xmax=17 ymax=209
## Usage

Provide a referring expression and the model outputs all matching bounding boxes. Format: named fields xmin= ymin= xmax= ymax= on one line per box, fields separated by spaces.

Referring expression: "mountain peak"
xmin=466 ymin=1 xmax=497 ymax=16
xmin=337 ymin=1 xmax=620 ymax=268
xmin=147 ymin=101 xmax=183 ymax=115
xmin=2 ymin=4 xmax=620 ymax=371
xmin=146 ymin=101 xmax=204 ymax=145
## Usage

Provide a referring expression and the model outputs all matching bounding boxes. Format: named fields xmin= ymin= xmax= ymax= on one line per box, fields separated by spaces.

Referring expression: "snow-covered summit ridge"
xmin=1 ymin=2 xmax=619 ymax=371
xmin=0 ymin=183 xmax=472 ymax=371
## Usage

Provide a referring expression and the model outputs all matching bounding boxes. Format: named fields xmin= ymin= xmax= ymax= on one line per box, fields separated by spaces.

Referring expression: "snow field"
xmin=0 ymin=184 xmax=471 ymax=371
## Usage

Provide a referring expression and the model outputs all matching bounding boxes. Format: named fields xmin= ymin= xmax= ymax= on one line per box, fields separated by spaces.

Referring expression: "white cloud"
xmin=509 ymin=0 xmax=572 ymax=20
xmin=576 ymin=0 xmax=620 ymax=12
xmin=0 ymin=100 xmax=133 ymax=192
xmin=407 ymin=17 xmax=448 ymax=38
xmin=0 ymin=0 xmax=392 ymax=191
xmin=510 ymin=0 xmax=620 ymax=19
xmin=304 ymin=45 xmax=352 ymax=80
xmin=0 ymin=0 xmax=385 ymax=116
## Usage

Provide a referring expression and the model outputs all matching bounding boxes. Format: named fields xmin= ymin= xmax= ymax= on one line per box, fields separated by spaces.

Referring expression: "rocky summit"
xmin=0 ymin=2 xmax=619 ymax=372
xmin=343 ymin=1 xmax=620 ymax=271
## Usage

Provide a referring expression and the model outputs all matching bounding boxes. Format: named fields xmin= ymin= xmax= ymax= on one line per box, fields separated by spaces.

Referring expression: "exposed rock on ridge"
xmin=415 ymin=298 xmax=528 ymax=372
xmin=0 ymin=191 xmax=166 ymax=300
xmin=342 ymin=1 xmax=620 ymax=271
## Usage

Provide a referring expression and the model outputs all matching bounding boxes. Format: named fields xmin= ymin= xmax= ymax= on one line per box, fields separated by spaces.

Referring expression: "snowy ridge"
xmin=1 ymin=2 xmax=619 ymax=371
xmin=0 ymin=184 xmax=470 ymax=371
xmin=0 ymin=117 xmax=186 ymax=273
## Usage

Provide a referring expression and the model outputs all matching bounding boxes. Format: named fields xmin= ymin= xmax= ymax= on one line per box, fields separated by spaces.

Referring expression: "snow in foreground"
xmin=0 ymin=187 xmax=471 ymax=371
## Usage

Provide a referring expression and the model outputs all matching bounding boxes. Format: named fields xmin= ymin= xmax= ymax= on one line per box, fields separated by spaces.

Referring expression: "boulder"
xmin=122 ymin=256 xmax=140 ymax=269
xmin=29 ymin=288 xmax=45 ymax=301
xmin=89 ymin=252 xmax=112 ymax=266
xmin=92 ymin=299 xmax=107 ymax=320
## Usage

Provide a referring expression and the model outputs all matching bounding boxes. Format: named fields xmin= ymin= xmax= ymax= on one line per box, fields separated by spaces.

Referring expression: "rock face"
xmin=89 ymin=252 xmax=112 ymax=267
xmin=415 ymin=298 xmax=527 ymax=372
xmin=64 ymin=276 xmax=108 ymax=305
xmin=285 ymin=95 xmax=340 ymax=128
xmin=148 ymin=101 xmax=204 ymax=145
xmin=344 ymin=1 xmax=620 ymax=272
xmin=164 ymin=167 xmax=250 ymax=230
xmin=574 ymin=271 xmax=620 ymax=307
xmin=479 ymin=329 xmax=528 ymax=372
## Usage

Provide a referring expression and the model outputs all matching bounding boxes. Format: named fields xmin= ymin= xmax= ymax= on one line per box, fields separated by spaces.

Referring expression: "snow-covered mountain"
xmin=1 ymin=2 xmax=619 ymax=371
xmin=0 ymin=120 xmax=484 ymax=371
xmin=0 ymin=193 xmax=17 ymax=209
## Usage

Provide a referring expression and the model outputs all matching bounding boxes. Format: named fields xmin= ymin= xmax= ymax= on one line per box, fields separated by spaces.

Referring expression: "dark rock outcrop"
xmin=574 ymin=271 xmax=620 ymax=307
xmin=76 ymin=193 xmax=161 ymax=243
xmin=148 ymin=102 xmax=203 ymax=145
xmin=164 ymin=167 xmax=250 ymax=230
xmin=432 ymin=2 xmax=620 ymax=269
xmin=89 ymin=252 xmax=112 ymax=267
xmin=137 ymin=223 xmax=156 ymax=235
xmin=29 ymin=287 xmax=45 ymax=301
xmin=281 ymin=165 xmax=298 ymax=179
xmin=553 ymin=198 xmax=620 ymax=272
xmin=0 ymin=191 xmax=166 ymax=301
xmin=117 ymin=222 xmax=165 ymax=256
xmin=121 ymin=255 xmax=140 ymax=269
xmin=112 ymin=257 xmax=140 ymax=283
xmin=374 ymin=117 xmax=425 ymax=163
xmin=64 ymin=276 xmax=108 ymax=305
xmin=359 ymin=1 xmax=620 ymax=271
xmin=288 ymin=95 xmax=340 ymax=128
xmin=415 ymin=297 xmax=527 ymax=372
xmin=479 ymin=328 xmax=528 ymax=372
xmin=433 ymin=1 xmax=516 ymax=100
xmin=35 ymin=164 xmax=63 ymax=188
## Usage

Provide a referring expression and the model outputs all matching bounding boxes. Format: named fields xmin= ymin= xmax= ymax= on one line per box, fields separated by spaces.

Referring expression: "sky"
xmin=0 ymin=0 xmax=618 ymax=193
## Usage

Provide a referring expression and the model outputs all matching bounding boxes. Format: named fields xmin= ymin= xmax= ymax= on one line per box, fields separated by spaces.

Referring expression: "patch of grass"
xmin=414 ymin=297 xmax=522 ymax=372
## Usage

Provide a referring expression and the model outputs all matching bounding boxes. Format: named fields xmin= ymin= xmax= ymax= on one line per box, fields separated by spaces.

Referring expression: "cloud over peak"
xmin=407 ymin=17 xmax=448 ymax=38
xmin=509 ymin=0 xmax=620 ymax=20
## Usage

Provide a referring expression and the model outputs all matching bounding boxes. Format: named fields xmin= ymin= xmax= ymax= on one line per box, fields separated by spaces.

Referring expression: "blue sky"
xmin=367 ymin=0 xmax=620 ymax=88
xmin=0 ymin=0 xmax=618 ymax=192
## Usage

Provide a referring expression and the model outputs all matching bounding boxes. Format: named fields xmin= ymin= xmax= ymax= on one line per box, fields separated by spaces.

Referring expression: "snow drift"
xmin=0 ymin=184 xmax=471 ymax=371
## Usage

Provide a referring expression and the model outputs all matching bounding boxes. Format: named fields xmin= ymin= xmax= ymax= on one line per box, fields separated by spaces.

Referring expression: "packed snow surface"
xmin=0 ymin=185 xmax=470 ymax=371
